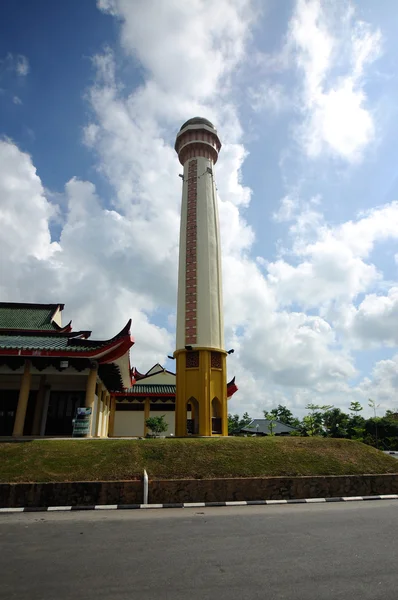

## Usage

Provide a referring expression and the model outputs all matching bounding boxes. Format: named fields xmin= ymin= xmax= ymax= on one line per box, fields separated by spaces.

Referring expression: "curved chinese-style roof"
xmin=0 ymin=302 xmax=72 ymax=334
xmin=116 ymin=384 xmax=176 ymax=397
xmin=0 ymin=302 xmax=134 ymax=391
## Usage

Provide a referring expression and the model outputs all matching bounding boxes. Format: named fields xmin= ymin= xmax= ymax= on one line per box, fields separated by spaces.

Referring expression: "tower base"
xmin=174 ymin=348 xmax=228 ymax=437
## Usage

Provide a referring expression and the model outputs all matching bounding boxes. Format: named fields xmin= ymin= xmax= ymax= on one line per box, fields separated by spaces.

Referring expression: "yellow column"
xmin=98 ymin=388 xmax=105 ymax=437
xmin=102 ymin=392 xmax=110 ymax=437
xmin=13 ymin=360 xmax=31 ymax=437
xmin=198 ymin=350 xmax=211 ymax=436
xmin=94 ymin=382 xmax=103 ymax=437
xmin=221 ymin=353 xmax=228 ymax=436
xmin=175 ymin=351 xmax=188 ymax=437
xmin=144 ymin=397 xmax=150 ymax=437
xmin=108 ymin=396 xmax=116 ymax=437
xmin=84 ymin=365 xmax=98 ymax=438
xmin=31 ymin=375 xmax=46 ymax=435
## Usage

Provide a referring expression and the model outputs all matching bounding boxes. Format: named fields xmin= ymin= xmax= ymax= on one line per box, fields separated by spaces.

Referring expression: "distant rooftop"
xmin=180 ymin=116 xmax=215 ymax=131
xmin=242 ymin=419 xmax=297 ymax=436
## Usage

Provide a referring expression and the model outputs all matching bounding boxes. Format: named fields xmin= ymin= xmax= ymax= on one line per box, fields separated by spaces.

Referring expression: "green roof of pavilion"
xmin=121 ymin=384 xmax=176 ymax=396
xmin=0 ymin=303 xmax=64 ymax=330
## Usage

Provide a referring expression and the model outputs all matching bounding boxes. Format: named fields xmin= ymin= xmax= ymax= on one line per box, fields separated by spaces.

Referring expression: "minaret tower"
xmin=174 ymin=117 xmax=228 ymax=436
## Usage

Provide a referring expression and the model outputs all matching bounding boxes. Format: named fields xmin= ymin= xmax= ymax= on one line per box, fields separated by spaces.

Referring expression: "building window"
xmin=186 ymin=351 xmax=199 ymax=368
xmin=211 ymin=352 xmax=222 ymax=369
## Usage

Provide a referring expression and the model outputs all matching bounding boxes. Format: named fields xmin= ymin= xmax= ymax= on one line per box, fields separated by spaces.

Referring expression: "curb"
xmin=1 ymin=494 xmax=398 ymax=513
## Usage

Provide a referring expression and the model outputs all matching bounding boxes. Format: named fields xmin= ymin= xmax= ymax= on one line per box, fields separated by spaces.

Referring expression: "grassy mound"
xmin=0 ymin=437 xmax=397 ymax=483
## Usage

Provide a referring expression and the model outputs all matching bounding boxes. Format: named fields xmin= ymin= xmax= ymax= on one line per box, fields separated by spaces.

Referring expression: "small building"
xmin=113 ymin=363 xmax=238 ymax=437
xmin=0 ymin=302 xmax=134 ymax=437
xmin=241 ymin=419 xmax=297 ymax=436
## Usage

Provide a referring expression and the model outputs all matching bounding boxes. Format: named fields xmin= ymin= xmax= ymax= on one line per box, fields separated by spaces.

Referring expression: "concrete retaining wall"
xmin=149 ymin=474 xmax=398 ymax=503
xmin=0 ymin=480 xmax=142 ymax=508
xmin=1 ymin=474 xmax=398 ymax=508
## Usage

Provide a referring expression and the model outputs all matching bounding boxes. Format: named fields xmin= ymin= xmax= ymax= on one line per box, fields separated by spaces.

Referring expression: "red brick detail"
xmin=185 ymin=159 xmax=198 ymax=345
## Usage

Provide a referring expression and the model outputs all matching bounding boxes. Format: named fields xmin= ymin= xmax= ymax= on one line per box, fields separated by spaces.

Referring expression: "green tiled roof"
xmin=0 ymin=335 xmax=104 ymax=352
xmin=0 ymin=304 xmax=60 ymax=330
xmin=124 ymin=384 xmax=176 ymax=395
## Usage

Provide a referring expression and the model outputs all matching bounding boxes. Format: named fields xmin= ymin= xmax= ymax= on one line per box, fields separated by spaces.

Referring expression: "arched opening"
xmin=187 ymin=397 xmax=199 ymax=435
xmin=211 ymin=397 xmax=222 ymax=434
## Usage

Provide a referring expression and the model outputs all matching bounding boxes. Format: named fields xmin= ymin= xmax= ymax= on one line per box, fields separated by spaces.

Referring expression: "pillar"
xmin=198 ymin=350 xmax=211 ymax=436
xmin=108 ymin=396 xmax=116 ymax=437
xmin=94 ymin=382 xmax=103 ymax=437
xmin=144 ymin=397 xmax=150 ymax=436
xmin=31 ymin=376 xmax=46 ymax=436
xmin=39 ymin=386 xmax=51 ymax=436
xmin=13 ymin=360 xmax=31 ymax=437
xmin=102 ymin=392 xmax=110 ymax=437
xmin=84 ymin=365 xmax=98 ymax=438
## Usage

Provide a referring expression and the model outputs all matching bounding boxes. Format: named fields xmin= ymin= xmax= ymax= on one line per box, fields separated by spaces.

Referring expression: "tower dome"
xmin=179 ymin=116 xmax=215 ymax=131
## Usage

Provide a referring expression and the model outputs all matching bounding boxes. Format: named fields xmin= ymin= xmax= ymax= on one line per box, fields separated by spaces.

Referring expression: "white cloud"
xmin=0 ymin=140 xmax=59 ymax=265
xmin=267 ymin=199 xmax=398 ymax=313
xmin=1 ymin=53 xmax=30 ymax=77
xmin=357 ymin=355 xmax=398 ymax=411
xmin=15 ymin=54 xmax=29 ymax=76
xmin=13 ymin=95 xmax=22 ymax=105
xmin=343 ymin=288 xmax=398 ymax=349
xmin=273 ymin=0 xmax=382 ymax=163
xmin=248 ymin=83 xmax=292 ymax=113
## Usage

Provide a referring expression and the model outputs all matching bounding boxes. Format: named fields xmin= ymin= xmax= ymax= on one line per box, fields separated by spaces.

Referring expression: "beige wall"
xmin=134 ymin=371 xmax=175 ymax=385
xmin=114 ymin=411 xmax=145 ymax=437
xmin=113 ymin=408 xmax=176 ymax=437
xmin=149 ymin=411 xmax=175 ymax=436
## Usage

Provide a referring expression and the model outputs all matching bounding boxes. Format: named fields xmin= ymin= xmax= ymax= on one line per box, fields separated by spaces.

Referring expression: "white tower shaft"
xmin=176 ymin=153 xmax=224 ymax=351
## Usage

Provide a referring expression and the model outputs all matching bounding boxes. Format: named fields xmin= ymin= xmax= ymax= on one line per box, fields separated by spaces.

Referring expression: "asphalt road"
xmin=1 ymin=502 xmax=397 ymax=600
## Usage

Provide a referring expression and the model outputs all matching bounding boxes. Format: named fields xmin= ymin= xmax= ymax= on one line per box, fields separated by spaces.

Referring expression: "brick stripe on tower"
xmin=185 ymin=159 xmax=198 ymax=345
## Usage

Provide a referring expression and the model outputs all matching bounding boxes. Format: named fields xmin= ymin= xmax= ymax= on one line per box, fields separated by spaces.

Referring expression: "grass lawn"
xmin=0 ymin=437 xmax=397 ymax=483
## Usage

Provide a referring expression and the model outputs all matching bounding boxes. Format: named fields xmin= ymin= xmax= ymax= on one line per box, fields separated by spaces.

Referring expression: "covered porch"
xmin=0 ymin=302 xmax=134 ymax=438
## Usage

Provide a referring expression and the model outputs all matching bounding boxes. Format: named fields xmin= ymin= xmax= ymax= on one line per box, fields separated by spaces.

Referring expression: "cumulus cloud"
xmin=15 ymin=55 xmax=29 ymax=76
xmin=257 ymin=0 xmax=382 ymax=163
xmin=358 ymin=355 xmax=398 ymax=410
xmin=342 ymin=288 xmax=398 ymax=349
xmin=267 ymin=199 xmax=398 ymax=313
xmin=293 ymin=0 xmax=381 ymax=162
xmin=0 ymin=53 xmax=29 ymax=77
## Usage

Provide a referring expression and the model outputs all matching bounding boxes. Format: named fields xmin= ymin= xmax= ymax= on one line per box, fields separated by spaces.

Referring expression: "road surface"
xmin=1 ymin=501 xmax=397 ymax=599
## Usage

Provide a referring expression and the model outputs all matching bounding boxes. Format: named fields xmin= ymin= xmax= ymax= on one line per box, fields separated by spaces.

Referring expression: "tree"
xmin=302 ymin=404 xmax=333 ymax=436
xmin=384 ymin=409 xmax=398 ymax=420
xmin=228 ymin=412 xmax=252 ymax=435
xmin=263 ymin=405 xmax=300 ymax=428
xmin=146 ymin=415 xmax=168 ymax=437
xmin=349 ymin=401 xmax=363 ymax=415
xmin=368 ymin=399 xmax=380 ymax=449
xmin=323 ymin=408 xmax=349 ymax=438
xmin=347 ymin=402 xmax=365 ymax=440
xmin=263 ymin=411 xmax=276 ymax=435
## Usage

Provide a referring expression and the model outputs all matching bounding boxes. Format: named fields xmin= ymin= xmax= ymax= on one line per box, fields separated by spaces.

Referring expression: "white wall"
xmin=113 ymin=409 xmax=176 ymax=436
xmin=114 ymin=411 xmax=145 ymax=437
xmin=149 ymin=411 xmax=175 ymax=436
xmin=135 ymin=371 xmax=175 ymax=385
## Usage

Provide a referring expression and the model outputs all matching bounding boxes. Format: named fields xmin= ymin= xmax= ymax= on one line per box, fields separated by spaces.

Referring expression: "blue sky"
xmin=1 ymin=0 xmax=398 ymax=418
